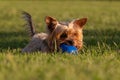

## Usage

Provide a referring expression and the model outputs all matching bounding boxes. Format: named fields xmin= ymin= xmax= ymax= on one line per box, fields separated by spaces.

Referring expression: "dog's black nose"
xmin=67 ymin=40 xmax=74 ymax=45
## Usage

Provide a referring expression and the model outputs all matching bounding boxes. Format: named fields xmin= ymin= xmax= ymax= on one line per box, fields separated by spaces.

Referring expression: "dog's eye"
xmin=60 ymin=33 xmax=67 ymax=39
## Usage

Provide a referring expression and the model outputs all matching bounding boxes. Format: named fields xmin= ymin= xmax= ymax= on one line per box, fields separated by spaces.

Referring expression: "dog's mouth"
xmin=61 ymin=40 xmax=74 ymax=45
xmin=60 ymin=41 xmax=82 ymax=50
xmin=60 ymin=40 xmax=77 ymax=49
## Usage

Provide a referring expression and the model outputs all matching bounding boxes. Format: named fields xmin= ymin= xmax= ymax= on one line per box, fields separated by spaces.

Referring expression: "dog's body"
xmin=22 ymin=33 xmax=51 ymax=53
xmin=22 ymin=12 xmax=87 ymax=53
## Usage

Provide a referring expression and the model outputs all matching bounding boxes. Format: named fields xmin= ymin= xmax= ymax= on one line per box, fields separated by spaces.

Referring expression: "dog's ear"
xmin=73 ymin=18 xmax=87 ymax=28
xmin=45 ymin=16 xmax=58 ymax=33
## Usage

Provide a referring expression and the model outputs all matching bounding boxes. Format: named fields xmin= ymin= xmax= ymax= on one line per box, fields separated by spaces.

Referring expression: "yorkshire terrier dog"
xmin=22 ymin=12 xmax=87 ymax=53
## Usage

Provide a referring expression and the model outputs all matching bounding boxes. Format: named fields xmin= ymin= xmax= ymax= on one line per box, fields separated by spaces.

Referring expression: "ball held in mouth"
xmin=60 ymin=43 xmax=78 ymax=54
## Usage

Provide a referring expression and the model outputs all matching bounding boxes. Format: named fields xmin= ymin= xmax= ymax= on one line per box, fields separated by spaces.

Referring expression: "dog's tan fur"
xmin=22 ymin=12 xmax=87 ymax=53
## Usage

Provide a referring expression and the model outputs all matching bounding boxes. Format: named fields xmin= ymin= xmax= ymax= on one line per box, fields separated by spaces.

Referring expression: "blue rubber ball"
xmin=60 ymin=44 xmax=78 ymax=54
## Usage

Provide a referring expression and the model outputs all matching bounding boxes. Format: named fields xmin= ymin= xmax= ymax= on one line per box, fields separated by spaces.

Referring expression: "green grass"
xmin=0 ymin=1 xmax=120 ymax=80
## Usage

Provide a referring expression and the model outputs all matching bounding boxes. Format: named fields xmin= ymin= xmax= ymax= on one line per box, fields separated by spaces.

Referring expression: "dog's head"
xmin=45 ymin=16 xmax=87 ymax=52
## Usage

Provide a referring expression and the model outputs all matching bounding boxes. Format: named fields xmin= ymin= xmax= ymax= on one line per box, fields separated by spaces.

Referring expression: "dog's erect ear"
xmin=45 ymin=16 xmax=58 ymax=33
xmin=73 ymin=18 xmax=87 ymax=28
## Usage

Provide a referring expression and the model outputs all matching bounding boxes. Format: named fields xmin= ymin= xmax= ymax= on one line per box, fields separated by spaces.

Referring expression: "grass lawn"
xmin=0 ymin=1 xmax=120 ymax=80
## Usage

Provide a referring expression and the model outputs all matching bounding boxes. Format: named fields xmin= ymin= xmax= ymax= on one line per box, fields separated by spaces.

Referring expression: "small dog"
xmin=22 ymin=12 xmax=87 ymax=53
